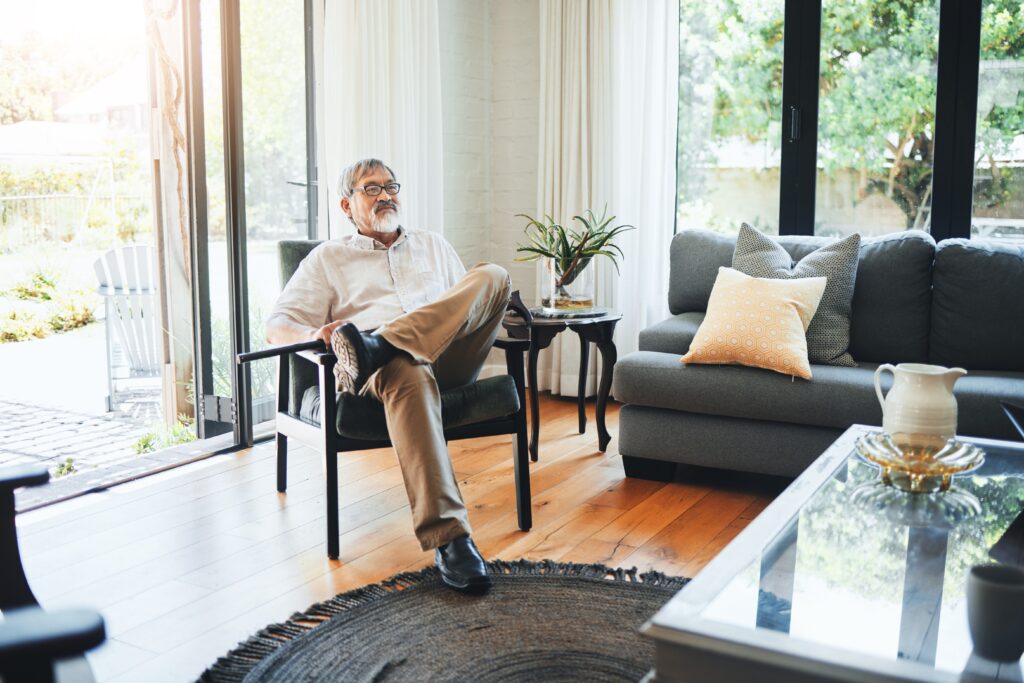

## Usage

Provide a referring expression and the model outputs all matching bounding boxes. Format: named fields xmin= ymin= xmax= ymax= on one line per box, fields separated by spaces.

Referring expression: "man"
xmin=266 ymin=158 xmax=514 ymax=592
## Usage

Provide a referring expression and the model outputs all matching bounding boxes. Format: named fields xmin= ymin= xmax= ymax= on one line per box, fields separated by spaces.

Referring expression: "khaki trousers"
xmin=356 ymin=263 xmax=511 ymax=550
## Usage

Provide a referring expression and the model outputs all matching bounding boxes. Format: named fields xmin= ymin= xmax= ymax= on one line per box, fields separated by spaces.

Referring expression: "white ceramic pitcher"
xmin=874 ymin=363 xmax=967 ymax=439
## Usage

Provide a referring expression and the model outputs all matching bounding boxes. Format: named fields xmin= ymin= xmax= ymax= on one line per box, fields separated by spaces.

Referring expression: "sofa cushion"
xmin=299 ymin=375 xmax=519 ymax=440
xmin=613 ymin=351 xmax=1024 ymax=440
xmin=638 ymin=312 xmax=705 ymax=354
xmin=733 ymin=223 xmax=860 ymax=366
xmin=930 ymin=239 xmax=1024 ymax=372
xmin=847 ymin=231 xmax=934 ymax=363
xmin=667 ymin=229 xmax=935 ymax=364
xmin=680 ymin=268 xmax=826 ymax=380
xmin=668 ymin=230 xmax=736 ymax=314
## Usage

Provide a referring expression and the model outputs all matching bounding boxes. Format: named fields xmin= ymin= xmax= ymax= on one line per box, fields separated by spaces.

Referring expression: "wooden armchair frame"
xmin=239 ymin=335 xmax=532 ymax=560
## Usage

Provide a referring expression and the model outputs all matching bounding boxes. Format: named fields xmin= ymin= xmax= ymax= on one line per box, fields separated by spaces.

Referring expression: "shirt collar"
xmin=351 ymin=226 xmax=407 ymax=251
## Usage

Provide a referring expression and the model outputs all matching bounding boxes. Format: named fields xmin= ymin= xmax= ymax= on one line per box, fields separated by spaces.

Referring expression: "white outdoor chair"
xmin=93 ymin=245 xmax=160 ymax=412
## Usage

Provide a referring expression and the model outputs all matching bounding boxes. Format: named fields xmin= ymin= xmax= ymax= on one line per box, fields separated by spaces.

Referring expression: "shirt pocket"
xmin=411 ymin=251 xmax=445 ymax=302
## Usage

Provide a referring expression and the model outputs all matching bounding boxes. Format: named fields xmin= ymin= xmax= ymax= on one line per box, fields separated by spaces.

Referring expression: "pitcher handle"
xmin=874 ymin=363 xmax=896 ymax=411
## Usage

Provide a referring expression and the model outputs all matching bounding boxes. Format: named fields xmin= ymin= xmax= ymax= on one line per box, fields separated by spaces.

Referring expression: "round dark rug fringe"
xmin=197 ymin=559 xmax=689 ymax=683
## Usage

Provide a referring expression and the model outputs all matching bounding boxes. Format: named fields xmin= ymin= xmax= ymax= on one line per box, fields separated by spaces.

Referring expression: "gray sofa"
xmin=613 ymin=229 xmax=1024 ymax=480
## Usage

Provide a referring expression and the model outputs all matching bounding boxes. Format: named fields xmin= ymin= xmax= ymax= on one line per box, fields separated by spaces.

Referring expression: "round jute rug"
xmin=199 ymin=559 xmax=689 ymax=683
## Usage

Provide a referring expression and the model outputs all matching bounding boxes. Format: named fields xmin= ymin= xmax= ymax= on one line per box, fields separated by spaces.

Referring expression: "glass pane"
xmin=815 ymin=2 xmax=939 ymax=237
xmin=240 ymin=0 xmax=309 ymax=423
xmin=971 ymin=0 xmax=1024 ymax=244
xmin=200 ymin=0 xmax=235 ymax=408
xmin=677 ymin=0 xmax=784 ymax=235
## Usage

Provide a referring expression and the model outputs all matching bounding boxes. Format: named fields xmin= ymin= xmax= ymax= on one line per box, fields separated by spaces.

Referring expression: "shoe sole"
xmin=331 ymin=324 xmax=365 ymax=394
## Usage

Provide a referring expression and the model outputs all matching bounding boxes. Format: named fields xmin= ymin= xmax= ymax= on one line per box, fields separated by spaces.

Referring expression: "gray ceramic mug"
xmin=967 ymin=564 xmax=1024 ymax=662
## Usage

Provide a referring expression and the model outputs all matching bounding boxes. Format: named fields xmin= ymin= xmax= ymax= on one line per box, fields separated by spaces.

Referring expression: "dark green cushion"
xmin=930 ymin=239 xmax=1024 ymax=372
xmin=298 ymin=375 xmax=520 ymax=440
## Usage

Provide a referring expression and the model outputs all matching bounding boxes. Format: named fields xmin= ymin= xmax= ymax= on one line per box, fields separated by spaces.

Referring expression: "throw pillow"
xmin=680 ymin=267 xmax=827 ymax=380
xmin=732 ymin=223 xmax=860 ymax=366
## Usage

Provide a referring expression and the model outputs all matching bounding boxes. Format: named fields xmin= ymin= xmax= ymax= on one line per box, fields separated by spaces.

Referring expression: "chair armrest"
xmin=493 ymin=337 xmax=530 ymax=352
xmin=0 ymin=607 xmax=105 ymax=663
xmin=297 ymin=349 xmax=337 ymax=367
xmin=0 ymin=466 xmax=49 ymax=494
xmin=237 ymin=340 xmax=326 ymax=364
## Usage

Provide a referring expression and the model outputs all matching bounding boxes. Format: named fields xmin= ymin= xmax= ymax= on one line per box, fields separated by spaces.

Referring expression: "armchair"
xmin=0 ymin=465 xmax=106 ymax=682
xmin=238 ymin=240 xmax=533 ymax=560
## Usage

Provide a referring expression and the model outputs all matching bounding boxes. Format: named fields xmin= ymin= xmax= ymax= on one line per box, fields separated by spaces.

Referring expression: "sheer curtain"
xmin=535 ymin=0 xmax=678 ymax=396
xmin=321 ymin=0 xmax=444 ymax=238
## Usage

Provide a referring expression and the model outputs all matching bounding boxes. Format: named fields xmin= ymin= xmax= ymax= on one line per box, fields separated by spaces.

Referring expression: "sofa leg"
xmin=622 ymin=455 xmax=676 ymax=482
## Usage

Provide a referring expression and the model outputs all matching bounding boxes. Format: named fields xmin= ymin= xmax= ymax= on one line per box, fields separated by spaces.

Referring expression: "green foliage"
xmin=0 ymin=28 xmax=141 ymax=125
xmin=0 ymin=308 xmax=49 ymax=343
xmin=0 ymin=269 xmax=97 ymax=342
xmin=8 ymin=269 xmax=58 ymax=301
xmin=515 ymin=209 xmax=634 ymax=291
xmin=211 ymin=300 xmax=276 ymax=399
xmin=133 ymin=414 xmax=197 ymax=454
xmin=680 ymin=0 xmax=1024 ymax=227
xmin=53 ymin=458 xmax=76 ymax=478
xmin=46 ymin=290 xmax=97 ymax=333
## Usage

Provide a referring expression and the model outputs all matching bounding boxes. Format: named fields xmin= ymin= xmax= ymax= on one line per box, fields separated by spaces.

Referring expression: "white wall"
xmin=438 ymin=0 xmax=540 ymax=302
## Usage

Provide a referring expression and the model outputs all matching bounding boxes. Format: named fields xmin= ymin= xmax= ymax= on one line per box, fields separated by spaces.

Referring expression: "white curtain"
xmin=321 ymin=0 xmax=444 ymax=238
xmin=535 ymin=0 xmax=678 ymax=396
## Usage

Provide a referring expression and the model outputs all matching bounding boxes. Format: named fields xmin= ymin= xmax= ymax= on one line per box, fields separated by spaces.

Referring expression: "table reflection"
xmin=713 ymin=450 xmax=1024 ymax=678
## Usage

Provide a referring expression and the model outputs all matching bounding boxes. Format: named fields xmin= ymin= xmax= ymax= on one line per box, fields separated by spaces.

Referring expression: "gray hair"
xmin=336 ymin=158 xmax=398 ymax=199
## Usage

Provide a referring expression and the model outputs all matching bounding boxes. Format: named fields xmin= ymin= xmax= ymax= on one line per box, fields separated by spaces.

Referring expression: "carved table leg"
xmin=577 ymin=320 xmax=619 ymax=452
xmin=574 ymin=329 xmax=590 ymax=434
xmin=526 ymin=325 xmax=563 ymax=462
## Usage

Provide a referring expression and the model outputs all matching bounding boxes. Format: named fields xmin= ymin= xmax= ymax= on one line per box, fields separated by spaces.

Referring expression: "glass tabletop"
xmin=697 ymin=433 xmax=1024 ymax=677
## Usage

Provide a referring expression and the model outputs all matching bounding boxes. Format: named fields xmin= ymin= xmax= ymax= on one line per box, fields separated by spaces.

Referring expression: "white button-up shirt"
xmin=270 ymin=228 xmax=467 ymax=331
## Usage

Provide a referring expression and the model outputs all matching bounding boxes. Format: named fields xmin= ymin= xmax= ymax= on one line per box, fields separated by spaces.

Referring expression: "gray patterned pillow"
xmin=732 ymin=223 xmax=860 ymax=366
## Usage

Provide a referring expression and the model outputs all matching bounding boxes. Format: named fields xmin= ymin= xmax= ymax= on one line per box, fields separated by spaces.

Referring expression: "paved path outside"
xmin=0 ymin=321 xmax=176 ymax=508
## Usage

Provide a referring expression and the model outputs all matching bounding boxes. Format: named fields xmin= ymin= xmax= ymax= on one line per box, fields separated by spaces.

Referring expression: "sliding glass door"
xmin=677 ymin=0 xmax=994 ymax=241
xmin=184 ymin=0 xmax=316 ymax=444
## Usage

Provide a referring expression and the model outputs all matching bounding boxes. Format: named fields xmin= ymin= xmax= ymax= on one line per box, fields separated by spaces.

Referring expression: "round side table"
xmin=502 ymin=310 xmax=622 ymax=461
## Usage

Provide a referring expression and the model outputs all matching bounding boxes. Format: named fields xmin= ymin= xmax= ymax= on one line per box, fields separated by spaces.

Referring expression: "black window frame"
xmin=680 ymin=0 xmax=985 ymax=239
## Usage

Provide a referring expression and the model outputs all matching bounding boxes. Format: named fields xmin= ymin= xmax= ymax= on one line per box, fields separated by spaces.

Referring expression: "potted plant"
xmin=515 ymin=208 xmax=633 ymax=313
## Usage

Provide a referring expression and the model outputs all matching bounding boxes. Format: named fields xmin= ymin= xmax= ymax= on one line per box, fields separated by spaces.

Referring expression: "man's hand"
xmin=315 ymin=320 xmax=347 ymax=348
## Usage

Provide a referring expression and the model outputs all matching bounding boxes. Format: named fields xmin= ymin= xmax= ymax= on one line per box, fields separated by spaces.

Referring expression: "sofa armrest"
xmin=638 ymin=312 xmax=706 ymax=355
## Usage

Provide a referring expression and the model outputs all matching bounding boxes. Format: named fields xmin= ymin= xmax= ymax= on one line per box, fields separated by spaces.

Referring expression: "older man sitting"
xmin=266 ymin=158 xmax=520 ymax=592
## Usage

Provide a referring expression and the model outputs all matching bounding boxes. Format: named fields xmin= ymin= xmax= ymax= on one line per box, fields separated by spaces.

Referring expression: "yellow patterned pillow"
xmin=681 ymin=267 xmax=827 ymax=380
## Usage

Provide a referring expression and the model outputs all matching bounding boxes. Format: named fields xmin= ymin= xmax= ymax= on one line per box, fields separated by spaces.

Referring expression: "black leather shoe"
xmin=435 ymin=535 xmax=492 ymax=593
xmin=332 ymin=322 xmax=397 ymax=394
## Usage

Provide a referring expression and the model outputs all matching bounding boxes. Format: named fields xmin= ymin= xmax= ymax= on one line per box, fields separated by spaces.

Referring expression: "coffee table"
xmin=643 ymin=425 xmax=1024 ymax=682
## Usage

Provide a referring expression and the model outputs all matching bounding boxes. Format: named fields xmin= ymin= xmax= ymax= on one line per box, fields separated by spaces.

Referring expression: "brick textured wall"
xmin=438 ymin=0 xmax=539 ymax=302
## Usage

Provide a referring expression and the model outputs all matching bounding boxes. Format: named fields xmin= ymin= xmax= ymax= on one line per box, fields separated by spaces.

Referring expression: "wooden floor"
xmin=17 ymin=395 xmax=789 ymax=682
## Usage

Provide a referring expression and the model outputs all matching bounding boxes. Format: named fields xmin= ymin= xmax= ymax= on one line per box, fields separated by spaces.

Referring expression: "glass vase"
xmin=541 ymin=257 xmax=595 ymax=314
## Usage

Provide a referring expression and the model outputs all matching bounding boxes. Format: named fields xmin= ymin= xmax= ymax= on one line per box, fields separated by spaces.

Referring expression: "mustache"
xmin=374 ymin=200 xmax=397 ymax=213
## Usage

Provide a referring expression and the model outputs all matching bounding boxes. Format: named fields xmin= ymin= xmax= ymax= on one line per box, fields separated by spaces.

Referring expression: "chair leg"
xmin=325 ymin=453 xmax=339 ymax=560
xmin=0 ymin=660 xmax=55 ymax=683
xmin=276 ymin=433 xmax=288 ymax=492
xmin=513 ymin=423 xmax=532 ymax=531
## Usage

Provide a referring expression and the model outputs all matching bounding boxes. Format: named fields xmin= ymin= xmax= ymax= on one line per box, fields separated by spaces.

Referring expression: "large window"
xmin=815 ymin=1 xmax=939 ymax=237
xmin=677 ymin=0 xmax=1004 ymax=241
xmin=971 ymin=0 xmax=1024 ymax=243
xmin=677 ymin=1 xmax=785 ymax=235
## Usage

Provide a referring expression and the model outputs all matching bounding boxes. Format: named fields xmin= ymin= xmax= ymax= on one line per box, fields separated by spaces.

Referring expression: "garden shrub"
xmin=9 ymin=269 xmax=58 ymax=301
xmin=0 ymin=309 xmax=49 ymax=342
xmin=47 ymin=290 xmax=97 ymax=333
xmin=134 ymin=414 xmax=197 ymax=454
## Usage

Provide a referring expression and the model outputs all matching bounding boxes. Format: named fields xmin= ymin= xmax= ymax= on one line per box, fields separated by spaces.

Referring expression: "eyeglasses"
xmin=354 ymin=182 xmax=401 ymax=197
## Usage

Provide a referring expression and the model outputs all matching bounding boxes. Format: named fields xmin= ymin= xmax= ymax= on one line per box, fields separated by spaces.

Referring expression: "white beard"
xmin=372 ymin=207 xmax=401 ymax=233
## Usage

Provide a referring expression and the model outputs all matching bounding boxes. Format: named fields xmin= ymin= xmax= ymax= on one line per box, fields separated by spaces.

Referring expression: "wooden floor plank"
xmin=14 ymin=395 xmax=794 ymax=682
